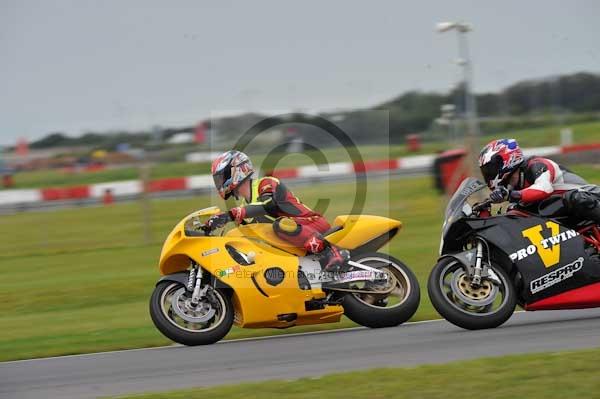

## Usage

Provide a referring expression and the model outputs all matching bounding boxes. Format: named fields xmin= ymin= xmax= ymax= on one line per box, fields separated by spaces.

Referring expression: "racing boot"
xmin=565 ymin=189 xmax=600 ymax=225
xmin=304 ymin=234 xmax=350 ymax=272
xmin=320 ymin=245 xmax=351 ymax=272
xmin=587 ymin=209 xmax=600 ymax=227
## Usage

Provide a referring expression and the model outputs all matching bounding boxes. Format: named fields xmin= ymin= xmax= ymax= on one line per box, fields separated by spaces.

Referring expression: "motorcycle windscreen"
xmin=440 ymin=178 xmax=488 ymax=253
xmin=444 ymin=178 xmax=488 ymax=221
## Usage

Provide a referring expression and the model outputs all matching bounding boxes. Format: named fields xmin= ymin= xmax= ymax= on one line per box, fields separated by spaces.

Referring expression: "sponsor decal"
xmin=509 ymin=221 xmax=579 ymax=268
xmin=202 ymin=248 xmax=220 ymax=256
xmin=217 ymin=265 xmax=241 ymax=277
xmin=530 ymin=257 xmax=584 ymax=294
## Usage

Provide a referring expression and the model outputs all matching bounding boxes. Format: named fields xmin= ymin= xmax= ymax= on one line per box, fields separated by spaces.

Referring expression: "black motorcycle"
xmin=428 ymin=177 xmax=600 ymax=330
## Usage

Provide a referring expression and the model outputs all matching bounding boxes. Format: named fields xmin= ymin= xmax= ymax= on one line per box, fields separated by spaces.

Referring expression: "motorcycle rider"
xmin=205 ymin=150 xmax=349 ymax=271
xmin=478 ymin=138 xmax=600 ymax=224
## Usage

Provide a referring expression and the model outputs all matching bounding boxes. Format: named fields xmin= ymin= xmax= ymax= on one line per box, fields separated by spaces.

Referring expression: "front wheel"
xmin=341 ymin=252 xmax=420 ymax=328
xmin=427 ymin=257 xmax=517 ymax=330
xmin=149 ymin=281 xmax=234 ymax=345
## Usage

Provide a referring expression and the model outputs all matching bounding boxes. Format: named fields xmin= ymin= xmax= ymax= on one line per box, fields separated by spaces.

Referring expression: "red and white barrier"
xmin=0 ymin=143 xmax=597 ymax=207
xmin=561 ymin=143 xmax=600 ymax=154
xmin=186 ymin=174 xmax=214 ymax=190
xmin=90 ymin=180 xmax=142 ymax=197
xmin=0 ymin=189 xmax=42 ymax=205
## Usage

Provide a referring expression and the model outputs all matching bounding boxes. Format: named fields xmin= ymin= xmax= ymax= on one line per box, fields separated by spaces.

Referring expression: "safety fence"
xmin=1 ymin=143 xmax=598 ymax=211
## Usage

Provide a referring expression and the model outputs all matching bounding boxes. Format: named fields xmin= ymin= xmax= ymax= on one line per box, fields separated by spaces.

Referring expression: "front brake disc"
xmin=170 ymin=287 xmax=216 ymax=323
xmin=450 ymin=270 xmax=498 ymax=307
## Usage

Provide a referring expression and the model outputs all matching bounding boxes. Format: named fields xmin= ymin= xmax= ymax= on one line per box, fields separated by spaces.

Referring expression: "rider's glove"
xmin=229 ymin=207 xmax=246 ymax=225
xmin=206 ymin=213 xmax=231 ymax=231
xmin=508 ymin=190 xmax=522 ymax=203
xmin=490 ymin=186 xmax=509 ymax=203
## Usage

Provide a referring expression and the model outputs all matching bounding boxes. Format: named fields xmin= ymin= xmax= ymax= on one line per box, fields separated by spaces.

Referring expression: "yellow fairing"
xmin=158 ymin=209 xmax=400 ymax=329
xmin=225 ymin=214 xmax=402 ymax=255
xmin=226 ymin=223 xmax=306 ymax=256
xmin=326 ymin=215 xmax=402 ymax=250
xmin=159 ymin=210 xmax=343 ymax=328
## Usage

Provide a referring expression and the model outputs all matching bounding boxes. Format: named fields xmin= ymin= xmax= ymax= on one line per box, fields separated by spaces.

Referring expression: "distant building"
xmin=167 ymin=133 xmax=195 ymax=144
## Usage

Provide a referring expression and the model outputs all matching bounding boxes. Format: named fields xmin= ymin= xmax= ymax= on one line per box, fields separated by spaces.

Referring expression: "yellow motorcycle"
xmin=149 ymin=207 xmax=420 ymax=345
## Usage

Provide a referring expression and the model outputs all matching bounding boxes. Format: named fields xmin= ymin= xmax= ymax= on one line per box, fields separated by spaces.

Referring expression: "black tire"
xmin=341 ymin=252 xmax=420 ymax=328
xmin=427 ymin=257 xmax=517 ymax=330
xmin=149 ymin=281 xmax=234 ymax=345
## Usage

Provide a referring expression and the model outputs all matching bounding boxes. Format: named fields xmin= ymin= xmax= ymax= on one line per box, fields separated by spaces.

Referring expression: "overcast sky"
xmin=1 ymin=0 xmax=599 ymax=145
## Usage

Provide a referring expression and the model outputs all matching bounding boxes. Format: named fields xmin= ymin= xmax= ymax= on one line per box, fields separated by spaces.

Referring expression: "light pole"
xmin=435 ymin=104 xmax=457 ymax=143
xmin=436 ymin=21 xmax=479 ymax=175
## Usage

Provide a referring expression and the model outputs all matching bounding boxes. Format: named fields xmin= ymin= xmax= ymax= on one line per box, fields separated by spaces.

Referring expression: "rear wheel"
xmin=149 ymin=281 xmax=234 ymax=345
xmin=427 ymin=257 xmax=516 ymax=330
xmin=341 ymin=252 xmax=420 ymax=328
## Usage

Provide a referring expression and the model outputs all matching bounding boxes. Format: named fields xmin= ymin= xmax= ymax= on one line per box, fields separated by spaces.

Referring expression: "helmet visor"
xmin=480 ymin=155 xmax=504 ymax=188
xmin=213 ymin=166 xmax=231 ymax=193
xmin=213 ymin=172 xmax=224 ymax=190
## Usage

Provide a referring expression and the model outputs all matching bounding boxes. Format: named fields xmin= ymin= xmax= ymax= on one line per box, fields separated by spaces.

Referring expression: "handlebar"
xmin=200 ymin=224 xmax=212 ymax=236
xmin=473 ymin=199 xmax=493 ymax=212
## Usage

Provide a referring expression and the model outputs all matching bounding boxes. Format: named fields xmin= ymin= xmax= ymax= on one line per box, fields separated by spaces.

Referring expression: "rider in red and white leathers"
xmin=479 ymin=139 xmax=600 ymax=223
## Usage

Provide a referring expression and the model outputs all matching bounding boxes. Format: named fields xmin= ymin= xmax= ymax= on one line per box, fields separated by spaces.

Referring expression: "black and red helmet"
xmin=478 ymin=139 xmax=524 ymax=189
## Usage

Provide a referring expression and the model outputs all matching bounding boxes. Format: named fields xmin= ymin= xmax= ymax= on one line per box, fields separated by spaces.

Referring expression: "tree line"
xmin=28 ymin=71 xmax=600 ymax=150
xmin=379 ymin=71 xmax=600 ymax=140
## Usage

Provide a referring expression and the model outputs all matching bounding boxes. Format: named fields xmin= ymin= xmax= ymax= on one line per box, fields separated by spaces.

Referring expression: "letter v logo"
xmin=521 ymin=221 xmax=561 ymax=268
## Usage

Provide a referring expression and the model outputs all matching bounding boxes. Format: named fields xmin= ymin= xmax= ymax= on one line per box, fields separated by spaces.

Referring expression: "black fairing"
xmin=440 ymin=178 xmax=600 ymax=305
xmin=444 ymin=214 xmax=600 ymax=304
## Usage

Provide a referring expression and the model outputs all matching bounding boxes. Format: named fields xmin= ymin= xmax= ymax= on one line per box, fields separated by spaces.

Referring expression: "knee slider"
xmin=273 ymin=217 xmax=301 ymax=236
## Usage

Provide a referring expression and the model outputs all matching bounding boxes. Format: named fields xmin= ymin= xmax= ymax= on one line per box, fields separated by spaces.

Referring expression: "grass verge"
xmin=1 ymin=166 xmax=598 ymax=361
xmin=110 ymin=347 xmax=600 ymax=399
xmin=0 ymin=175 xmax=437 ymax=360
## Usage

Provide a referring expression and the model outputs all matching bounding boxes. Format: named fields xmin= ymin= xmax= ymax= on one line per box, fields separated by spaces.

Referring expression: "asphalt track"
xmin=2 ymin=308 xmax=600 ymax=399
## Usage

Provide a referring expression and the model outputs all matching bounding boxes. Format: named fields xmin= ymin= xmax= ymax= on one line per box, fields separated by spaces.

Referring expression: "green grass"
xmin=8 ymin=120 xmax=600 ymax=189
xmin=491 ymin=120 xmax=600 ymax=146
xmin=111 ymin=348 xmax=600 ymax=399
xmin=1 ymin=166 xmax=599 ymax=361
xmin=0 ymin=176 xmax=436 ymax=361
